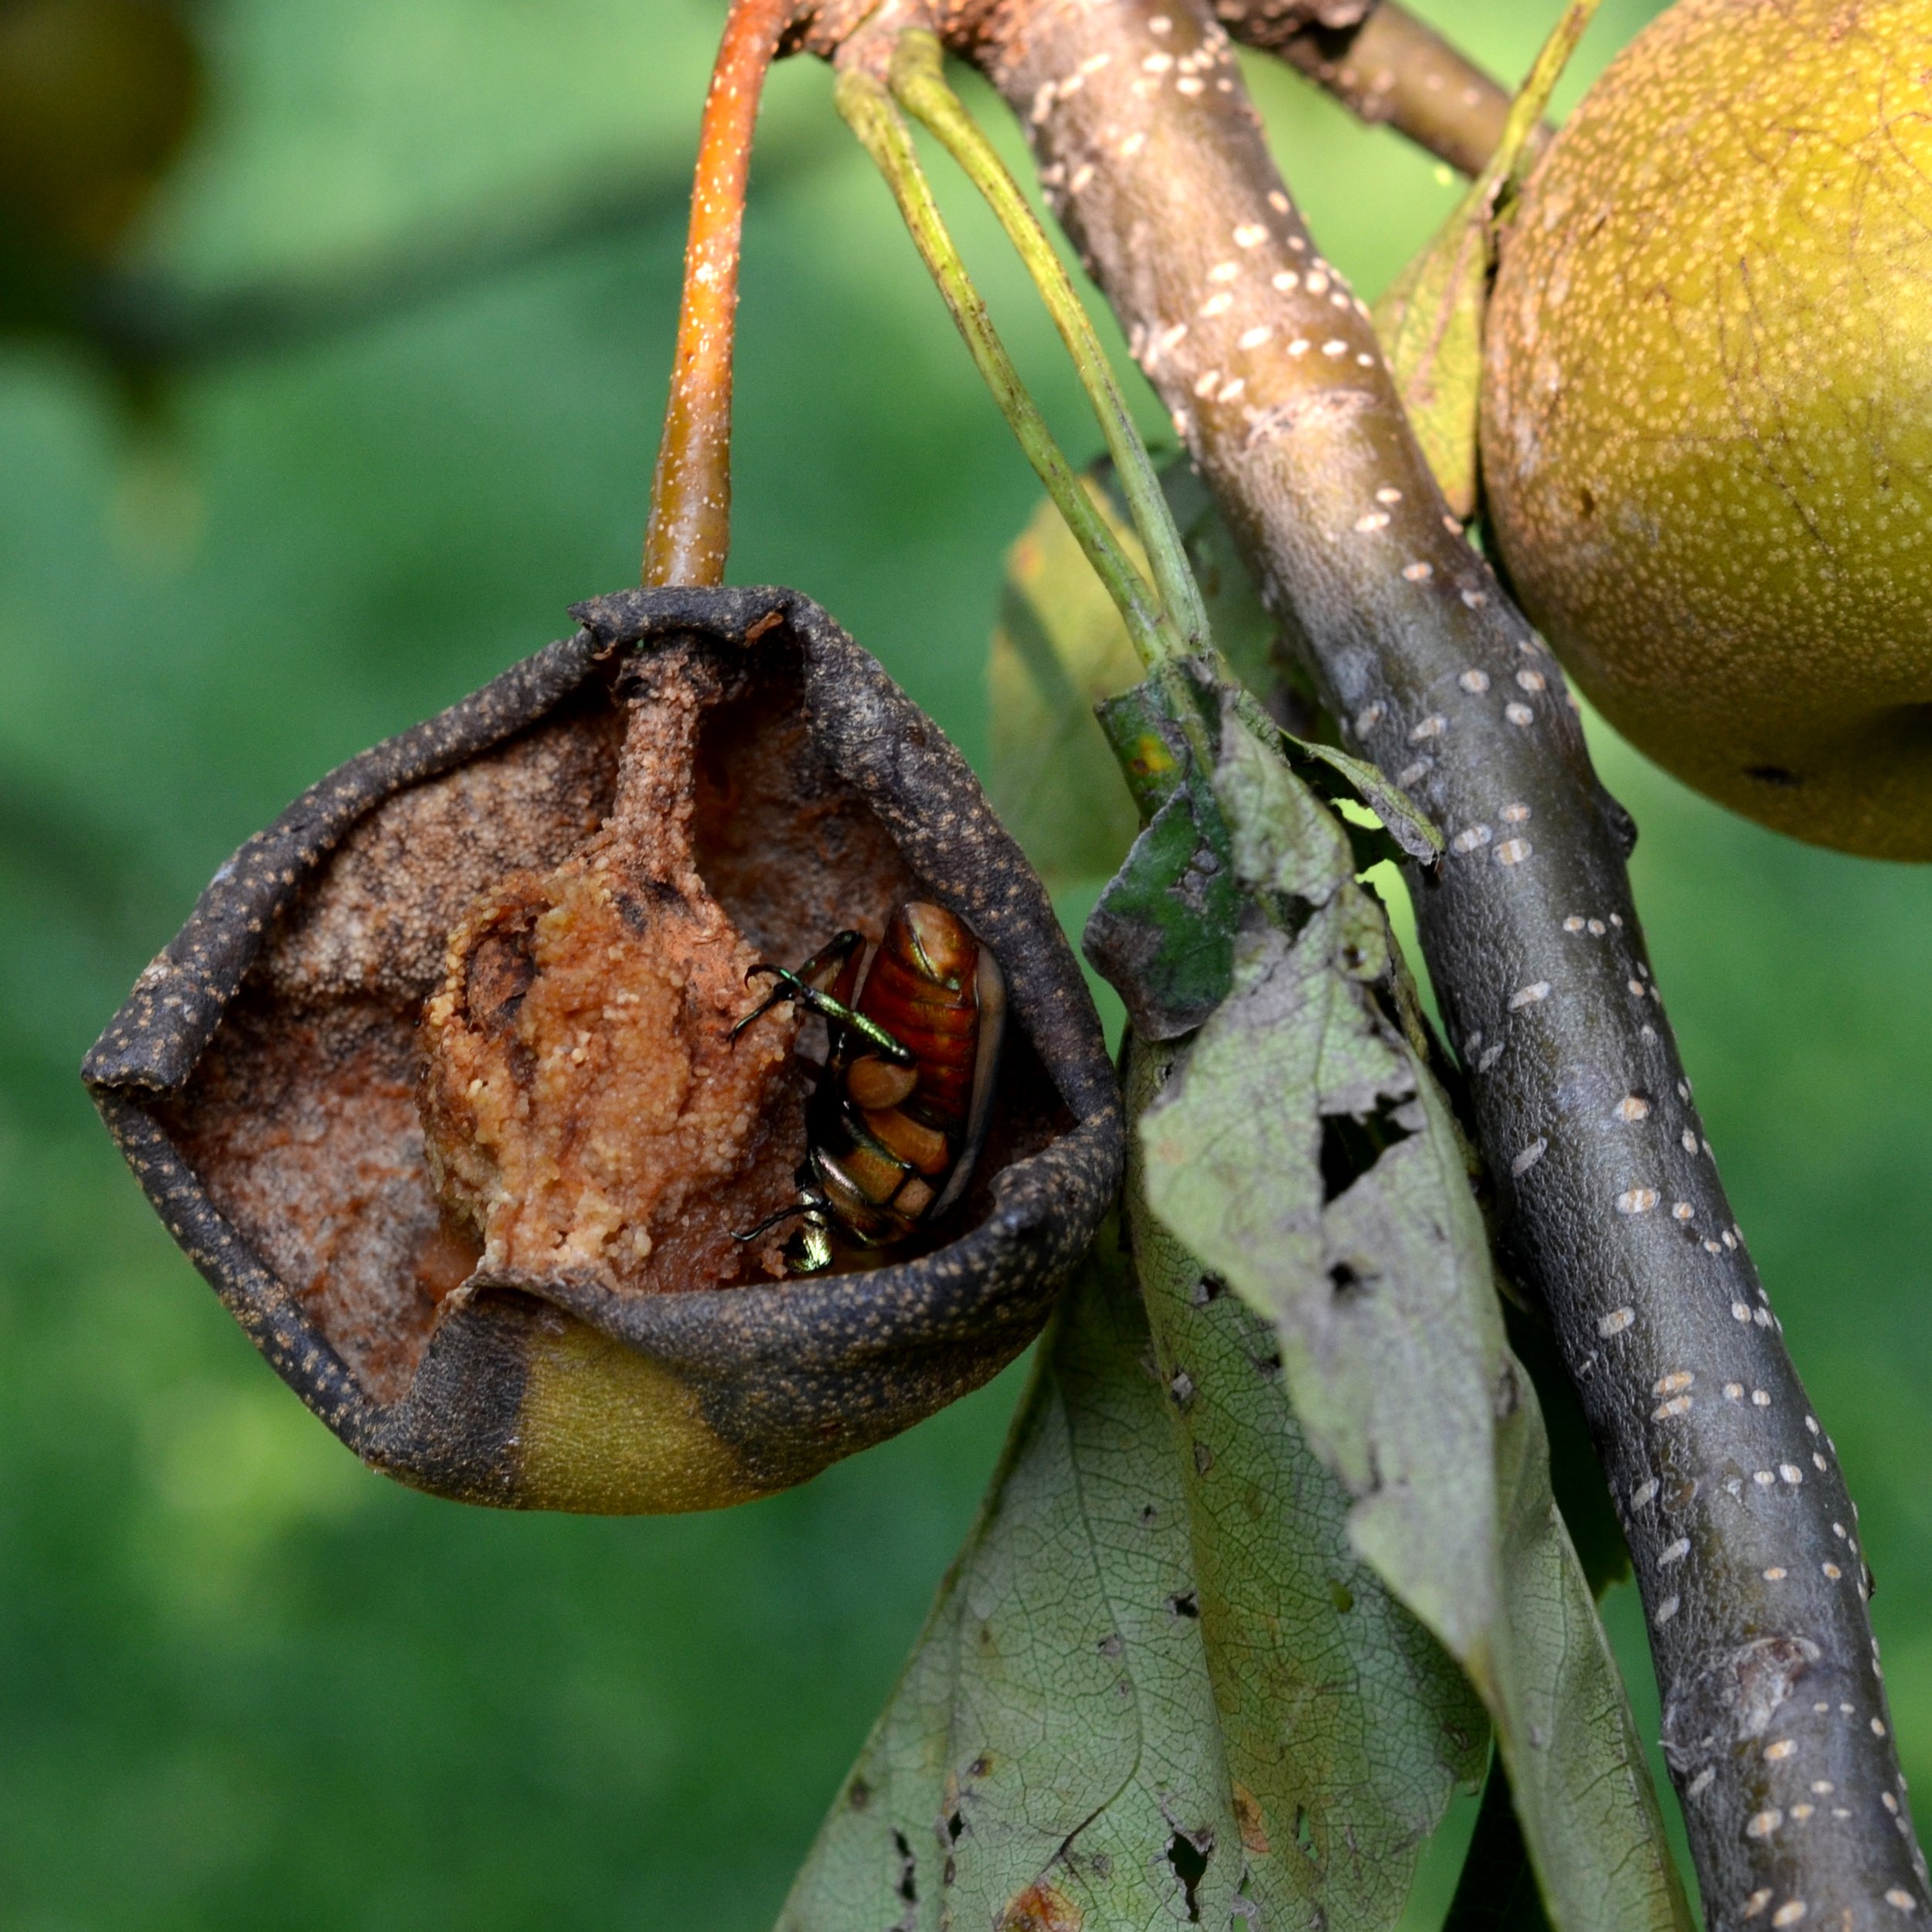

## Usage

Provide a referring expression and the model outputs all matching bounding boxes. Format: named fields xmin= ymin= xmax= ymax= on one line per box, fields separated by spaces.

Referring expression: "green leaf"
xmin=1081 ymin=685 xmax=1241 ymax=1040
xmin=988 ymin=485 xmax=1148 ymax=897
xmin=1370 ymin=0 xmax=1602 ymax=518
xmin=1080 ymin=786 xmax=1237 ymax=1041
xmin=780 ymin=1214 xmax=1492 ymax=1932
xmin=777 ymin=1233 xmax=1245 ymax=1932
xmin=988 ymin=461 xmax=1442 ymax=932
xmin=1081 ymin=656 xmax=1441 ymax=1061
xmin=1137 ymin=706 xmax=1692 ymax=1932
xmin=1128 ymin=1053 xmax=1489 ymax=1930
xmin=1369 ymin=204 xmax=1490 ymax=522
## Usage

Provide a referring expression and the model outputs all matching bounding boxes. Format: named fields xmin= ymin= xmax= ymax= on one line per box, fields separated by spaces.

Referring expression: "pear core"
xmin=416 ymin=652 xmax=807 ymax=1296
xmin=1481 ymin=0 xmax=1932 ymax=859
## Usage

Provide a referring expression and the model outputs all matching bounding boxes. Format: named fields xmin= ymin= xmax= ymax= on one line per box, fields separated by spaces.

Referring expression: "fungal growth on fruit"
xmin=1482 ymin=0 xmax=1932 ymax=858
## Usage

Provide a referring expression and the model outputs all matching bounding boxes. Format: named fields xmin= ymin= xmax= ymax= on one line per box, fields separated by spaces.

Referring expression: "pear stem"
xmin=642 ymin=0 xmax=788 ymax=589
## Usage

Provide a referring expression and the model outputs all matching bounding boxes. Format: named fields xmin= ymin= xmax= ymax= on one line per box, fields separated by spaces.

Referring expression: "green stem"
xmin=835 ymin=67 xmax=1177 ymax=672
xmin=1500 ymin=0 xmax=1601 ymax=200
xmin=889 ymin=31 xmax=1212 ymax=658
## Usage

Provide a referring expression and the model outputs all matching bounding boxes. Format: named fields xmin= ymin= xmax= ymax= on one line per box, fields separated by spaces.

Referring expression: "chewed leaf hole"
xmin=892 ymin=1828 xmax=917 ymax=1904
xmin=1319 ymin=1094 xmax=1419 ymax=1202
xmin=1166 ymin=1590 xmax=1200 ymax=1619
xmin=1165 ymin=1830 xmax=1211 ymax=1921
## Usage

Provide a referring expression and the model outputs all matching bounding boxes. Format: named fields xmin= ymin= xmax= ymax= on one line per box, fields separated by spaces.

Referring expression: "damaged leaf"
xmin=1370 ymin=0 xmax=1601 ymax=518
xmin=1270 ymin=718 xmax=1444 ymax=869
xmin=990 ymin=471 xmax=1439 ymax=957
xmin=1081 ymin=685 xmax=1240 ymax=1039
xmin=1216 ymin=683 xmax=1443 ymax=880
xmin=778 ymin=1233 xmax=1255 ymax=1931
xmin=1128 ymin=1056 xmax=1489 ymax=1930
xmin=1080 ymin=787 xmax=1237 ymax=1040
xmin=1080 ymin=668 xmax=1440 ymax=1043
xmin=781 ymin=1216 xmax=1490 ymax=1932
xmin=1137 ymin=706 xmax=1690 ymax=1932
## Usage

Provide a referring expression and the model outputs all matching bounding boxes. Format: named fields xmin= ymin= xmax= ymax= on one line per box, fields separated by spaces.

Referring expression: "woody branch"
xmin=1214 ymin=0 xmax=1525 ymax=179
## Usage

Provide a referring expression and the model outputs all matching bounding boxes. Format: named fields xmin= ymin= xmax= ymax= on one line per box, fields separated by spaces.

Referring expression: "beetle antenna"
xmin=733 ymin=1201 xmax=816 ymax=1243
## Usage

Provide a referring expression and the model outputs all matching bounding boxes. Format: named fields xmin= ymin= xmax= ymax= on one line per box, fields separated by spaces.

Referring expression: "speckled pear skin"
xmin=83 ymin=586 xmax=1123 ymax=1515
xmin=1481 ymin=0 xmax=1932 ymax=860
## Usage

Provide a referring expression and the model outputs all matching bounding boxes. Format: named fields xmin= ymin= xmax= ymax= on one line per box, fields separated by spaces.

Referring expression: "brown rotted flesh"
xmin=160 ymin=640 xmax=1007 ymax=1403
xmin=417 ymin=646 xmax=810 ymax=1297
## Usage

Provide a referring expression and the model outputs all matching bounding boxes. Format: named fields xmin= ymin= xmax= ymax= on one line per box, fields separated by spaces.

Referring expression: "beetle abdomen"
xmin=858 ymin=904 xmax=981 ymax=1142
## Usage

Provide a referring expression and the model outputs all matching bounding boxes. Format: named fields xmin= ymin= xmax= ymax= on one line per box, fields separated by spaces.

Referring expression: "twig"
xmin=1224 ymin=0 xmax=1527 ymax=179
xmin=796 ymin=0 xmax=1930 ymax=1921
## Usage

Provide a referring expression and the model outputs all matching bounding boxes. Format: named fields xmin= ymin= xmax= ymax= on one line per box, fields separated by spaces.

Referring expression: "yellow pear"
xmin=1481 ymin=0 xmax=1932 ymax=859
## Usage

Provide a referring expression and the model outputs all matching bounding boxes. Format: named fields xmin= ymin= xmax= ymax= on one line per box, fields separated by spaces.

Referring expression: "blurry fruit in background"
xmin=1481 ymin=0 xmax=1932 ymax=862
xmin=0 ymin=0 xmax=830 ymax=391
xmin=0 ymin=0 xmax=201 ymax=350
xmin=0 ymin=0 xmax=199 ymax=257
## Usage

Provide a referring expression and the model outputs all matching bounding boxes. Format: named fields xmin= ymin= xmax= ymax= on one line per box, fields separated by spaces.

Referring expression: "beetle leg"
xmin=730 ymin=927 xmax=866 ymax=1040
xmin=728 ymin=964 xmax=802 ymax=1041
xmin=730 ymin=947 xmax=914 ymax=1066
xmin=782 ymin=978 xmax=913 ymax=1066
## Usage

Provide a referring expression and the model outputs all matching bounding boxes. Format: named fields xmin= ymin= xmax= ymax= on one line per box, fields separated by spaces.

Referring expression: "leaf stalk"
xmin=888 ymin=30 xmax=1212 ymax=658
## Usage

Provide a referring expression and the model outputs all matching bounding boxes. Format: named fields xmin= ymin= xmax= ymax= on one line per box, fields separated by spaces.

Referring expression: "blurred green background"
xmin=4 ymin=1 xmax=1930 ymax=1925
